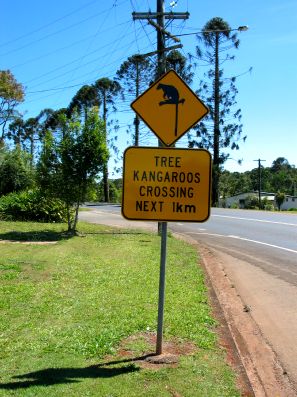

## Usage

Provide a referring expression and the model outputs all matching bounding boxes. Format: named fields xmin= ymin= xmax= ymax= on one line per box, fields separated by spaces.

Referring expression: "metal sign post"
xmin=156 ymin=221 xmax=167 ymax=355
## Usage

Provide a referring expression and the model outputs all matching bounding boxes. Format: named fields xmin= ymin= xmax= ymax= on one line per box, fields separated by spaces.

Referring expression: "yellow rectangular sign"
xmin=122 ymin=147 xmax=211 ymax=222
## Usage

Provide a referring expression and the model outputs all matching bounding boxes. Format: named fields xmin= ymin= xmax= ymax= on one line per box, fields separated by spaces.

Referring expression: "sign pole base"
xmin=156 ymin=221 xmax=167 ymax=355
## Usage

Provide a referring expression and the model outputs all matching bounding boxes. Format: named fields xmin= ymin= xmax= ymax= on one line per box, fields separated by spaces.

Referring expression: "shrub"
xmin=95 ymin=179 xmax=121 ymax=203
xmin=109 ymin=181 xmax=122 ymax=203
xmin=0 ymin=190 xmax=68 ymax=222
xmin=275 ymin=191 xmax=286 ymax=211
xmin=264 ymin=204 xmax=275 ymax=211
xmin=0 ymin=146 xmax=35 ymax=196
xmin=220 ymin=199 xmax=226 ymax=208
xmin=244 ymin=195 xmax=259 ymax=209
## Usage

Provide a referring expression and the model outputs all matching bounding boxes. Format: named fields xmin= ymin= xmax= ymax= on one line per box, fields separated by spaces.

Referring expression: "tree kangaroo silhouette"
xmin=157 ymin=83 xmax=185 ymax=137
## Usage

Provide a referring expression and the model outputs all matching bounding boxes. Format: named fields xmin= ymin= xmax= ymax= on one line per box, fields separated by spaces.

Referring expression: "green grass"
xmin=0 ymin=220 xmax=241 ymax=396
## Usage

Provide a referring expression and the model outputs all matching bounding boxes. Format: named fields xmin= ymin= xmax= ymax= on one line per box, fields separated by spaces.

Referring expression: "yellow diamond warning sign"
xmin=131 ymin=70 xmax=209 ymax=146
xmin=122 ymin=147 xmax=211 ymax=222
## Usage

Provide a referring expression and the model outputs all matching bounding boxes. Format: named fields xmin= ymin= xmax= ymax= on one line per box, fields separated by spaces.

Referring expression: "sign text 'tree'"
xmin=122 ymin=147 xmax=211 ymax=222
xmin=131 ymin=70 xmax=209 ymax=147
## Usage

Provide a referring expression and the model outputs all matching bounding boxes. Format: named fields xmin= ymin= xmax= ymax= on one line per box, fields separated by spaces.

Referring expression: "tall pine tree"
xmin=189 ymin=17 xmax=247 ymax=206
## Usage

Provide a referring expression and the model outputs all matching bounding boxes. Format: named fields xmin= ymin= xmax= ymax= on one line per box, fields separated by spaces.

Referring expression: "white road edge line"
xmin=93 ymin=210 xmax=120 ymax=215
xmin=186 ymin=232 xmax=297 ymax=254
xmin=212 ymin=214 xmax=297 ymax=227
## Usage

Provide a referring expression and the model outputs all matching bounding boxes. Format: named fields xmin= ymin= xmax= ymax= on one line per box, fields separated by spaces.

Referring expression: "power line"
xmin=1 ymin=0 xmax=129 ymax=57
xmin=23 ymin=23 xmax=145 ymax=88
xmin=0 ymin=0 xmax=103 ymax=48
xmin=13 ymin=2 xmax=188 ymax=99
xmin=25 ymin=39 xmax=156 ymax=95
xmin=65 ymin=5 xmax=122 ymax=85
xmin=173 ymin=26 xmax=248 ymax=37
xmin=26 ymin=83 xmax=88 ymax=94
xmin=15 ymin=1 xmax=188 ymax=122
xmin=11 ymin=20 xmax=131 ymax=70
xmin=48 ymin=18 xmax=136 ymax=109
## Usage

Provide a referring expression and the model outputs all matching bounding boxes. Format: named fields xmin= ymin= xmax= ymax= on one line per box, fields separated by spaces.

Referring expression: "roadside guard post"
xmin=122 ymin=70 xmax=211 ymax=356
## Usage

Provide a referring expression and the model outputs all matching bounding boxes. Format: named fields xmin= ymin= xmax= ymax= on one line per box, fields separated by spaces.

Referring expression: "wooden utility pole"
xmin=132 ymin=0 xmax=189 ymax=357
xmin=134 ymin=56 xmax=140 ymax=146
xmin=254 ymin=158 xmax=266 ymax=209
xmin=132 ymin=3 xmax=189 ymax=79
xmin=156 ymin=0 xmax=166 ymax=78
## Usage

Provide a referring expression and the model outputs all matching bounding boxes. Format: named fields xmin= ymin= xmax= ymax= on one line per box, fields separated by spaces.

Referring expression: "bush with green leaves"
xmin=0 ymin=189 xmax=68 ymax=222
xmin=0 ymin=145 xmax=34 ymax=196
xmin=275 ymin=191 xmax=286 ymax=211
xmin=93 ymin=179 xmax=121 ymax=203
xmin=264 ymin=203 xmax=275 ymax=211
xmin=244 ymin=194 xmax=259 ymax=209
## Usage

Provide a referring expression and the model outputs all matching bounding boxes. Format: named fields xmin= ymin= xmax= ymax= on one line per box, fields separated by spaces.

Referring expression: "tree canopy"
xmin=0 ymin=70 xmax=25 ymax=143
xmin=68 ymin=85 xmax=99 ymax=121
xmin=219 ymin=157 xmax=297 ymax=199
xmin=37 ymin=108 xmax=108 ymax=232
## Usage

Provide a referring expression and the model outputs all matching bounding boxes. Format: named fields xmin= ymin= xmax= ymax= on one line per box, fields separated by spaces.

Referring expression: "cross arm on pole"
xmin=132 ymin=12 xmax=189 ymax=20
xmin=136 ymin=44 xmax=183 ymax=59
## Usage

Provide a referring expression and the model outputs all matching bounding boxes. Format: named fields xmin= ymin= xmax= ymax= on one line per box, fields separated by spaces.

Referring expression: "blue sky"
xmin=1 ymin=0 xmax=296 ymax=175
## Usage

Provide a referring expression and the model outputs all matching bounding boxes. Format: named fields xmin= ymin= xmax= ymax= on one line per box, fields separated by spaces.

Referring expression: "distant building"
xmin=222 ymin=191 xmax=274 ymax=209
xmin=281 ymin=195 xmax=297 ymax=210
xmin=221 ymin=191 xmax=297 ymax=210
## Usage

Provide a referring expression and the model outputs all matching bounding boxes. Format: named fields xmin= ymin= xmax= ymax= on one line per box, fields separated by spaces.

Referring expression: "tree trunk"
xmin=134 ymin=116 xmax=140 ymax=146
xmin=102 ymin=92 xmax=109 ymax=202
xmin=212 ymin=32 xmax=220 ymax=207
xmin=72 ymin=201 xmax=80 ymax=232
xmin=30 ymin=135 xmax=34 ymax=166
xmin=67 ymin=204 xmax=72 ymax=232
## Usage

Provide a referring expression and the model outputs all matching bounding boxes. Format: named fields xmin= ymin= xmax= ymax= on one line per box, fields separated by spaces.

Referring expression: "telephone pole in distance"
xmin=254 ymin=158 xmax=266 ymax=209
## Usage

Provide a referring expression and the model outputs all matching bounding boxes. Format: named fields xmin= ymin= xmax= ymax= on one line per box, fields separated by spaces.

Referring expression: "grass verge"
xmin=0 ymin=220 xmax=241 ymax=396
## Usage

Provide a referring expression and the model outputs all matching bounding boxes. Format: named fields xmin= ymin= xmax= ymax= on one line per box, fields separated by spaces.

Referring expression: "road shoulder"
xmin=174 ymin=231 xmax=296 ymax=397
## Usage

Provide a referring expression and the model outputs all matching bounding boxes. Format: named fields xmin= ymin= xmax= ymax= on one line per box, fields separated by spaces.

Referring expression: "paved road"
xmin=80 ymin=205 xmax=297 ymax=391
xmin=170 ymin=207 xmax=297 ymax=286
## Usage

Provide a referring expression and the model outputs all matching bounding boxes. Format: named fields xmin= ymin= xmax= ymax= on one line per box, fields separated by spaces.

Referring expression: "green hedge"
xmin=0 ymin=190 xmax=68 ymax=222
